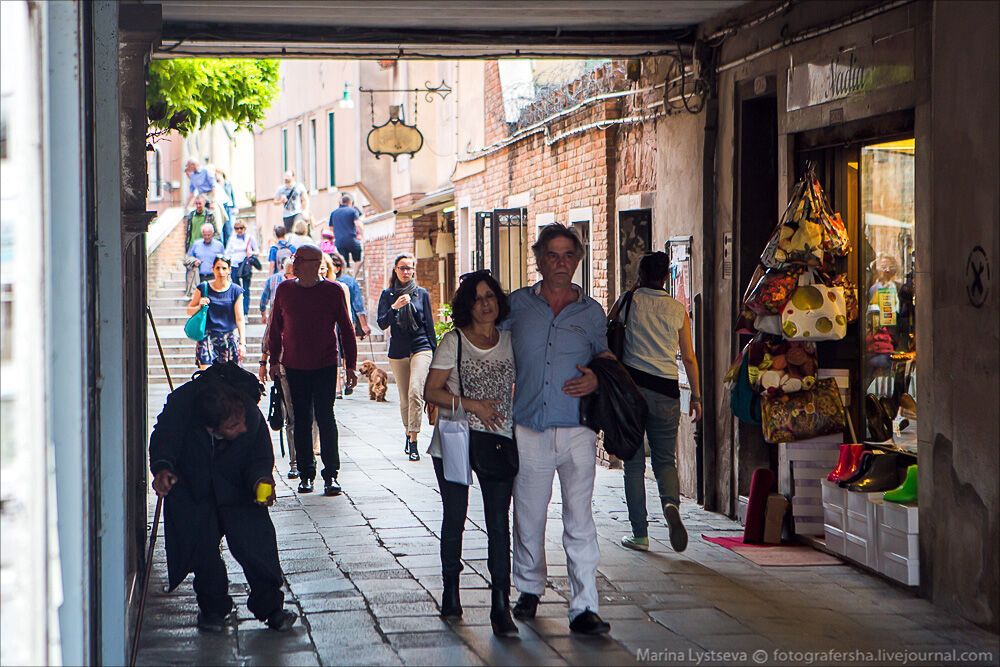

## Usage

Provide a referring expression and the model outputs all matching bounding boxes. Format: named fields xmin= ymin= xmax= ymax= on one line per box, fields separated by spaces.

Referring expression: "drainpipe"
xmin=698 ymin=41 xmax=720 ymax=513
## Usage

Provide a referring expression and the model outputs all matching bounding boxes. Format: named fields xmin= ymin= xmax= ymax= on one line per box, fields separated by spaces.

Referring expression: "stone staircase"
xmin=146 ymin=222 xmax=391 ymax=386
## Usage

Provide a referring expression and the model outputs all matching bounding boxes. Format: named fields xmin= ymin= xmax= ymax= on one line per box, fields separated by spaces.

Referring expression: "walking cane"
xmin=131 ymin=307 xmax=172 ymax=666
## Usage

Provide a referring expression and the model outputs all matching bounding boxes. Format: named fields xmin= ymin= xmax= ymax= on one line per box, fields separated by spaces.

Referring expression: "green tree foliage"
xmin=146 ymin=59 xmax=280 ymax=136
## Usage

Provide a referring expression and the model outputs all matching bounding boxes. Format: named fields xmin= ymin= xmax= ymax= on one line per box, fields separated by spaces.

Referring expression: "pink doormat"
xmin=703 ymin=534 xmax=842 ymax=567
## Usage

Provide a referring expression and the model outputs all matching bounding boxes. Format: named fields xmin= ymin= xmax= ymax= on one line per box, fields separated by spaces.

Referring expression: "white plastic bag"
xmin=438 ymin=397 xmax=472 ymax=485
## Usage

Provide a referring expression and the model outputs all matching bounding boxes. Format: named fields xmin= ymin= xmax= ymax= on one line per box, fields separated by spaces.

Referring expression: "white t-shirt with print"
xmin=427 ymin=329 xmax=515 ymax=457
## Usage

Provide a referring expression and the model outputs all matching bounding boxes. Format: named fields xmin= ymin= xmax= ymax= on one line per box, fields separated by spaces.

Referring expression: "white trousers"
xmin=512 ymin=424 xmax=599 ymax=620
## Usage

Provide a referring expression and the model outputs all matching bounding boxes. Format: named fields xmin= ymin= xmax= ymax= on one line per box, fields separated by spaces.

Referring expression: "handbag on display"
xmin=781 ymin=271 xmax=847 ymax=341
xmin=183 ymin=283 xmax=209 ymax=342
xmin=761 ymin=178 xmax=825 ymax=269
xmin=745 ymin=268 xmax=801 ymax=316
xmin=606 ymin=290 xmax=635 ymax=360
xmin=809 ymin=176 xmax=851 ymax=256
xmin=759 ymin=378 xmax=846 ymax=444
xmin=728 ymin=349 xmax=762 ymax=425
xmin=826 ymin=272 xmax=859 ymax=323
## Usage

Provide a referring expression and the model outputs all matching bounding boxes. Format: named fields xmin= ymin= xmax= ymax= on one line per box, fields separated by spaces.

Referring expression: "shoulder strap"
xmin=456 ymin=330 xmax=464 ymax=398
xmin=622 ymin=289 xmax=635 ymax=324
xmin=199 ymin=282 xmax=208 ymax=297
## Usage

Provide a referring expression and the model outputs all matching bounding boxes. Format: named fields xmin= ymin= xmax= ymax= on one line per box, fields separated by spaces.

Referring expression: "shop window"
xmin=861 ymin=138 xmax=916 ymax=444
xmin=490 ymin=208 xmax=527 ymax=293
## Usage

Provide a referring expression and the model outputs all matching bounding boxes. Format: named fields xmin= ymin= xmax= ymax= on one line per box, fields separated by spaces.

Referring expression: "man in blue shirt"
xmin=267 ymin=224 xmax=297 ymax=275
xmin=185 ymin=158 xmax=216 ymax=209
xmin=331 ymin=253 xmax=369 ymax=338
xmin=328 ymin=194 xmax=363 ymax=267
xmin=187 ymin=223 xmax=226 ymax=285
xmin=503 ymin=224 xmax=614 ymax=636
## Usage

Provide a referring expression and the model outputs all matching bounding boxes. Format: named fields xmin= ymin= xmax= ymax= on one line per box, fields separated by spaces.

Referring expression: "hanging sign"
xmin=367 ymin=106 xmax=423 ymax=161
xmin=786 ymin=29 xmax=914 ymax=111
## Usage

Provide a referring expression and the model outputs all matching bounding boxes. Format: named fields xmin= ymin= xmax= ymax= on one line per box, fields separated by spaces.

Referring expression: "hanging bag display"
xmin=781 ymin=270 xmax=848 ymax=341
xmin=183 ymin=282 xmax=209 ymax=342
xmin=744 ymin=268 xmax=801 ymax=316
xmin=759 ymin=378 xmax=847 ymax=444
xmin=745 ymin=335 xmax=819 ymax=395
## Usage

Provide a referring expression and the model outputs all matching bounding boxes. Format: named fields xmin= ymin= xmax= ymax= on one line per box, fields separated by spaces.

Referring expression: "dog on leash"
xmin=359 ymin=360 xmax=389 ymax=402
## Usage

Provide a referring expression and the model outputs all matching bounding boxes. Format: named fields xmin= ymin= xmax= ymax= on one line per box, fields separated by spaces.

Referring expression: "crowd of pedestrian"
xmin=162 ymin=164 xmax=703 ymax=641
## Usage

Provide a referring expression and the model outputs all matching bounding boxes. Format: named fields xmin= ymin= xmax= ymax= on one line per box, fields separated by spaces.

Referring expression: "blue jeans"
xmin=236 ymin=271 xmax=252 ymax=316
xmin=622 ymin=387 xmax=681 ymax=538
xmin=221 ymin=217 xmax=234 ymax=248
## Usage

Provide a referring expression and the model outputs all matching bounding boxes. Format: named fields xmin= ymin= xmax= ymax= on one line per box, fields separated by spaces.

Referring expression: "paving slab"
xmin=137 ymin=385 xmax=1000 ymax=667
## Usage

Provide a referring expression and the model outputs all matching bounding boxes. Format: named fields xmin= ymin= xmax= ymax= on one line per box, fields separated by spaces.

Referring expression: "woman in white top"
xmin=223 ymin=220 xmax=259 ymax=317
xmin=423 ymin=270 xmax=518 ymax=637
xmin=611 ymin=251 xmax=702 ymax=554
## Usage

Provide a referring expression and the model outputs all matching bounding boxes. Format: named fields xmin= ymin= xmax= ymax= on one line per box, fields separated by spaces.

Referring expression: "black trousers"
xmin=191 ymin=505 xmax=284 ymax=620
xmin=433 ymin=455 xmax=513 ymax=591
xmin=284 ymin=365 xmax=339 ymax=481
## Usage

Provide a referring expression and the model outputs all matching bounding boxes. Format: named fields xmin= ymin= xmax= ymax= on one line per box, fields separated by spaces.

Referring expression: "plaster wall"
xmin=921 ymin=0 xmax=1000 ymax=632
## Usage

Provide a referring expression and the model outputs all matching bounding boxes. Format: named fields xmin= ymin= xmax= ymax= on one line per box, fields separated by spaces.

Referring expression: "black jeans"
xmin=192 ymin=505 xmax=284 ymax=620
xmin=336 ymin=239 xmax=362 ymax=267
xmin=433 ymin=455 xmax=513 ymax=591
xmin=284 ymin=365 xmax=339 ymax=481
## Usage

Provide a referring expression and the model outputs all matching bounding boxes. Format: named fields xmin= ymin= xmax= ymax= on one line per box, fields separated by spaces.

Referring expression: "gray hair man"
xmin=502 ymin=223 xmax=615 ymax=636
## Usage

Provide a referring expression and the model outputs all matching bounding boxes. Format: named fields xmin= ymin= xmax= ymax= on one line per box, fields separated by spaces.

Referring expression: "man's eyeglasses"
xmin=460 ymin=269 xmax=492 ymax=282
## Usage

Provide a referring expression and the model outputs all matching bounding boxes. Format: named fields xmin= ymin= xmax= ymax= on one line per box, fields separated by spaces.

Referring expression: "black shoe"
xmin=512 ymin=592 xmax=539 ymax=620
xmin=287 ymin=466 xmax=299 ymax=480
xmin=663 ymin=503 xmax=689 ymax=553
xmin=440 ymin=575 xmax=463 ymax=618
xmin=265 ymin=609 xmax=297 ymax=632
xmin=407 ymin=438 xmax=421 ymax=462
xmin=324 ymin=477 xmax=342 ymax=496
xmin=196 ymin=610 xmax=228 ymax=633
xmin=490 ymin=588 xmax=519 ymax=637
xmin=405 ymin=436 xmax=411 ymax=454
xmin=569 ymin=610 xmax=611 ymax=635
xmin=344 ymin=386 xmax=353 ymax=396
xmin=298 ymin=478 xmax=314 ymax=493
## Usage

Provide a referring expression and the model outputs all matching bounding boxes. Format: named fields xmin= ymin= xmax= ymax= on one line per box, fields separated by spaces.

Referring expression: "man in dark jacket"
xmin=148 ymin=371 xmax=297 ymax=633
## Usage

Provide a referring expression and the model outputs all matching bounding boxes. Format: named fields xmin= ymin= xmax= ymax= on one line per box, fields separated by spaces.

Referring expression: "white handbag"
xmin=438 ymin=395 xmax=472 ymax=486
xmin=781 ymin=270 xmax=847 ymax=341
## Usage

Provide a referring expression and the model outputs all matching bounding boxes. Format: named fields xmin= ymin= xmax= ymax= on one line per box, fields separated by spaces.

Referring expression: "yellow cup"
xmin=255 ymin=482 xmax=273 ymax=504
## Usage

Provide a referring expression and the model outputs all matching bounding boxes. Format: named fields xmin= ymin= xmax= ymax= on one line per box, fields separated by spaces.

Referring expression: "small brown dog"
xmin=359 ymin=360 xmax=389 ymax=402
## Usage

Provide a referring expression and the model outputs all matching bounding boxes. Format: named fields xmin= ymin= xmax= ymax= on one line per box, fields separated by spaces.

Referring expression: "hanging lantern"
xmin=367 ymin=105 xmax=423 ymax=161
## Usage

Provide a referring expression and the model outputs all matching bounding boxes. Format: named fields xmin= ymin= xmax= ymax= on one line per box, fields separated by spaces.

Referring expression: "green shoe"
xmin=883 ymin=464 xmax=918 ymax=504
xmin=620 ymin=535 xmax=649 ymax=551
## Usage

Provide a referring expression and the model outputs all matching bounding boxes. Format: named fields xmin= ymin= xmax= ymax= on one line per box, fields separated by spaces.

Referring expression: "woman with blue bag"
xmin=185 ymin=255 xmax=246 ymax=370
xmin=423 ymin=271 xmax=518 ymax=637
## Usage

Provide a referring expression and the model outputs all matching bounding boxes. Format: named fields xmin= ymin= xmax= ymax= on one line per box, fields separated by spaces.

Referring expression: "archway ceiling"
xmin=153 ymin=0 xmax=749 ymax=58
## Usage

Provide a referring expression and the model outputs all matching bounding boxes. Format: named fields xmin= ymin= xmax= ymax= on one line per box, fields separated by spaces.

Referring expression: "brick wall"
xmin=146 ymin=214 xmax=189 ymax=290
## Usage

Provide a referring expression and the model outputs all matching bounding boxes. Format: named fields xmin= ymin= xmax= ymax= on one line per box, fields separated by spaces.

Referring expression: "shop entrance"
xmin=795 ymin=114 xmax=917 ymax=448
xmin=733 ymin=83 xmax=778 ymax=501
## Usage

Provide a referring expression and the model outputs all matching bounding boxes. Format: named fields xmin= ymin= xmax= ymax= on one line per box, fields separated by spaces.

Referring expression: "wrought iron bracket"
xmin=359 ymin=80 xmax=452 ymax=103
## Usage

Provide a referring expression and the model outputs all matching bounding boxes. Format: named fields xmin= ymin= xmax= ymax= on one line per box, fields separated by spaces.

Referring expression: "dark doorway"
xmin=734 ymin=88 xmax=778 ymax=499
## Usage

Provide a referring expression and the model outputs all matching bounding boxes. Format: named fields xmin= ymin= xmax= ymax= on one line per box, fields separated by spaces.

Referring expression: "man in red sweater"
xmin=267 ymin=244 xmax=358 ymax=496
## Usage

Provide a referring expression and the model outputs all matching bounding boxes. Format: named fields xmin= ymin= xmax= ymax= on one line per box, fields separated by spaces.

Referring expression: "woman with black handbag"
xmin=423 ymin=271 xmax=519 ymax=637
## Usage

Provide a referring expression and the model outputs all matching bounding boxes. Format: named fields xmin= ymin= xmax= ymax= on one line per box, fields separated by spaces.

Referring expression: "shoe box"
xmin=781 ymin=435 xmax=844 ymax=536
xmin=822 ymin=480 xmax=919 ymax=586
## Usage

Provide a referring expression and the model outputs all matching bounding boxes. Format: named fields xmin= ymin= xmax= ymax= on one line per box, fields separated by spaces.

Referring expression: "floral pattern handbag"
xmin=759 ymin=378 xmax=846 ymax=444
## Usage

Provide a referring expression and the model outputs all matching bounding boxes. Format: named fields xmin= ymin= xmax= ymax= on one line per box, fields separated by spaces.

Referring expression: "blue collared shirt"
xmin=503 ymin=282 xmax=608 ymax=432
xmin=188 ymin=168 xmax=216 ymax=196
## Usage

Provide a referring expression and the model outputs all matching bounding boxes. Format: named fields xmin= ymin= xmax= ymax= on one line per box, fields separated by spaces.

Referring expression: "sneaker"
xmin=265 ymin=608 xmax=297 ymax=632
xmin=196 ymin=611 xmax=228 ymax=633
xmin=569 ymin=610 xmax=610 ymax=635
xmin=404 ymin=436 xmax=410 ymax=454
xmin=287 ymin=466 xmax=299 ymax=480
xmin=620 ymin=535 xmax=649 ymax=551
xmin=298 ymin=478 xmax=314 ymax=494
xmin=344 ymin=386 xmax=353 ymax=396
xmin=407 ymin=438 xmax=420 ymax=462
xmin=663 ymin=503 xmax=688 ymax=553
xmin=324 ymin=477 xmax=342 ymax=496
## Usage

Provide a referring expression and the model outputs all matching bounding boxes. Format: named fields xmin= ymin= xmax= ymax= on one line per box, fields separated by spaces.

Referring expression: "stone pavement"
xmin=138 ymin=384 xmax=999 ymax=666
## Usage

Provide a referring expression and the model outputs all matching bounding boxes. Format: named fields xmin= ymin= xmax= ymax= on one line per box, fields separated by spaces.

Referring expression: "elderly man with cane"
xmin=147 ymin=362 xmax=297 ymax=633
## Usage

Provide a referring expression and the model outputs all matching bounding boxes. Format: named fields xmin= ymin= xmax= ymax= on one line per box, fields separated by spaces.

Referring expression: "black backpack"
xmin=190 ymin=361 xmax=264 ymax=404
